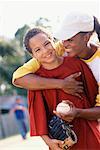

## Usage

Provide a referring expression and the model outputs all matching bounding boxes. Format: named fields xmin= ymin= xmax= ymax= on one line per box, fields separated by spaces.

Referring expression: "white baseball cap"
xmin=54 ymin=12 xmax=94 ymax=40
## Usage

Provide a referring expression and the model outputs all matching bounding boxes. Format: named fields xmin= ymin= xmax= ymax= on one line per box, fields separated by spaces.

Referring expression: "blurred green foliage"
xmin=0 ymin=38 xmax=26 ymax=96
xmin=0 ymin=17 xmax=52 ymax=96
xmin=15 ymin=24 xmax=30 ymax=47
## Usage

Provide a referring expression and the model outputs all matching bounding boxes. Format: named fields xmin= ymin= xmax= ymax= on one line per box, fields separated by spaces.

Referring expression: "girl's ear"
xmin=31 ymin=49 xmax=35 ymax=57
xmin=32 ymin=53 xmax=35 ymax=58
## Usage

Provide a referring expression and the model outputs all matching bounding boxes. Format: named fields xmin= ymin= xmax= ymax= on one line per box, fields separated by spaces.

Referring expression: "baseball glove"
xmin=48 ymin=115 xmax=77 ymax=150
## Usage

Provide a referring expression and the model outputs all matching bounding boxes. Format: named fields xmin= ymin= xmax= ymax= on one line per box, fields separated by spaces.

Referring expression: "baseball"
xmin=56 ymin=102 xmax=71 ymax=114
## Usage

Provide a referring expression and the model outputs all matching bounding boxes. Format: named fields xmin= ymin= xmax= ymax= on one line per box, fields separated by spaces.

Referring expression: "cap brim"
xmin=54 ymin=28 xmax=79 ymax=40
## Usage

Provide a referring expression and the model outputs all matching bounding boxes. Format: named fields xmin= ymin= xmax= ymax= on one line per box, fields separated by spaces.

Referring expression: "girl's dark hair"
xmin=93 ymin=16 xmax=100 ymax=42
xmin=24 ymin=28 xmax=51 ymax=53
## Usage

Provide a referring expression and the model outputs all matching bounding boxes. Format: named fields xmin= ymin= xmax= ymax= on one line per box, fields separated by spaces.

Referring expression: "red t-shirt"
xmin=28 ymin=57 xmax=100 ymax=149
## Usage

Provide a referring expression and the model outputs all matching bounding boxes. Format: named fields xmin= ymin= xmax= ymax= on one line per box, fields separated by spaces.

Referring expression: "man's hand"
xmin=61 ymin=72 xmax=83 ymax=98
xmin=53 ymin=100 xmax=78 ymax=122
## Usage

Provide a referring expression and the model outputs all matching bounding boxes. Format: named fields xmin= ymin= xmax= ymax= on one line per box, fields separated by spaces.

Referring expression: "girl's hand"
xmin=49 ymin=139 xmax=64 ymax=150
xmin=42 ymin=135 xmax=63 ymax=150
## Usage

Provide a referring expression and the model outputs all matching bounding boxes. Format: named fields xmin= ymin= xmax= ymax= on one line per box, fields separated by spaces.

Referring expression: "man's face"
xmin=62 ymin=33 xmax=86 ymax=58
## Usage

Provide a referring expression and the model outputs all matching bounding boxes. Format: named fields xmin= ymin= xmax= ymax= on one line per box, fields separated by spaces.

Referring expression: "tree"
xmin=0 ymin=37 xmax=26 ymax=95
xmin=35 ymin=17 xmax=51 ymax=29
xmin=15 ymin=25 xmax=30 ymax=47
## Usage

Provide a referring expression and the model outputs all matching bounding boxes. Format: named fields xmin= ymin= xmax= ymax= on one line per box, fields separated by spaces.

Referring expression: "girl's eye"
xmin=35 ymin=48 xmax=40 ymax=52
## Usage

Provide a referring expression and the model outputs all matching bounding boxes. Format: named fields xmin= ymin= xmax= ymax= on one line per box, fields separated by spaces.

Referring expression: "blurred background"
xmin=0 ymin=0 xmax=99 ymax=149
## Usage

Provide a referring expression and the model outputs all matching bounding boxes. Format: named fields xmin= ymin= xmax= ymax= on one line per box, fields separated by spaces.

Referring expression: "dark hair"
xmin=93 ymin=16 xmax=100 ymax=42
xmin=24 ymin=28 xmax=51 ymax=53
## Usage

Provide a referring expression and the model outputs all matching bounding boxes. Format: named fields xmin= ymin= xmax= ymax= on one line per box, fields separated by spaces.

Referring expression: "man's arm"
xmin=76 ymin=106 xmax=100 ymax=120
xmin=12 ymin=58 xmax=40 ymax=86
xmin=12 ymin=43 xmax=83 ymax=96
xmin=14 ymin=73 xmax=83 ymax=97
xmin=95 ymin=82 xmax=100 ymax=106
xmin=54 ymin=100 xmax=100 ymax=121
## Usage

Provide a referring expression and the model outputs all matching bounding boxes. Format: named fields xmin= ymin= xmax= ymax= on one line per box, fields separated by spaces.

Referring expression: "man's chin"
xmin=68 ymin=53 xmax=76 ymax=57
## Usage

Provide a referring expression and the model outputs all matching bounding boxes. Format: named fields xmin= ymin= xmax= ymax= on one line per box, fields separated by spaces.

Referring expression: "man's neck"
xmin=80 ymin=45 xmax=97 ymax=60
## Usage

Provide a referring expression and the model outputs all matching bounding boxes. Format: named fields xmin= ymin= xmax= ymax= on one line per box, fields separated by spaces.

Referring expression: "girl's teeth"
xmin=46 ymin=54 xmax=51 ymax=58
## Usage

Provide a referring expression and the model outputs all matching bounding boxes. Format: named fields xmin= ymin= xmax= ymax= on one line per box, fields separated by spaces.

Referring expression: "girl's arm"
xmin=41 ymin=135 xmax=63 ymax=150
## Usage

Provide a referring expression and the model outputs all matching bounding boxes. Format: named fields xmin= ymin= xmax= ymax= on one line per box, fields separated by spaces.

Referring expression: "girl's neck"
xmin=42 ymin=57 xmax=64 ymax=70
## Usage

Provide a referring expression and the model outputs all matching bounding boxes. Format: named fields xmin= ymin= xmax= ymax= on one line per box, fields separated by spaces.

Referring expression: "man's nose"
xmin=62 ymin=40 xmax=69 ymax=48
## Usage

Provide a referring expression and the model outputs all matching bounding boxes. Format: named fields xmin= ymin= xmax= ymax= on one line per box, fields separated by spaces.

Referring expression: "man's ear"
xmin=84 ymin=32 xmax=92 ymax=42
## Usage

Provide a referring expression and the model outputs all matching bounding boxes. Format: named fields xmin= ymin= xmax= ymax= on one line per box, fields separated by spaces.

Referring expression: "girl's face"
xmin=63 ymin=33 xmax=88 ymax=58
xmin=29 ymin=33 xmax=57 ymax=65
